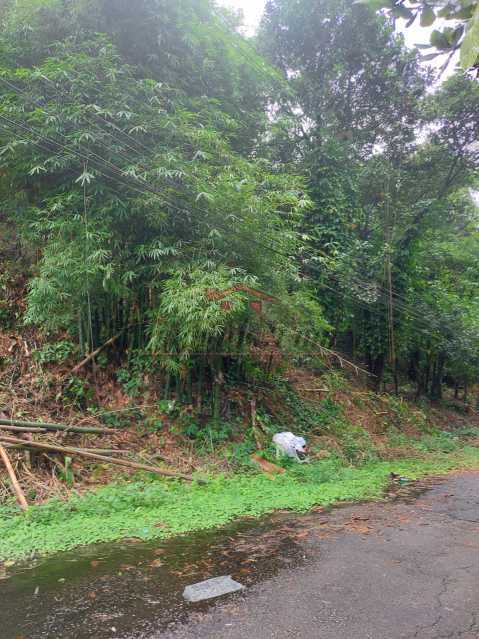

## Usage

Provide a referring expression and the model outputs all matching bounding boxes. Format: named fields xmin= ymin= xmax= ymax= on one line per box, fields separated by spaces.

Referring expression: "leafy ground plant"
xmin=1 ymin=446 xmax=478 ymax=561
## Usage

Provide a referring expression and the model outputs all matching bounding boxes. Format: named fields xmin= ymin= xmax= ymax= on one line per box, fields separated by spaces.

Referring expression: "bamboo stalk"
xmin=0 ymin=424 xmax=47 ymax=433
xmin=71 ymin=448 xmax=130 ymax=455
xmin=0 ymin=418 xmax=115 ymax=435
xmin=70 ymin=331 xmax=122 ymax=375
xmin=1 ymin=444 xmax=126 ymax=454
xmin=0 ymin=435 xmax=197 ymax=482
xmin=35 ymin=446 xmax=130 ymax=455
xmin=0 ymin=444 xmax=28 ymax=510
xmin=251 ymin=398 xmax=262 ymax=450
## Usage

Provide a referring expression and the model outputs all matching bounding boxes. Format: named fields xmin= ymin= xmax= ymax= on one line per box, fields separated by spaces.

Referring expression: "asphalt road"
xmin=158 ymin=472 xmax=479 ymax=639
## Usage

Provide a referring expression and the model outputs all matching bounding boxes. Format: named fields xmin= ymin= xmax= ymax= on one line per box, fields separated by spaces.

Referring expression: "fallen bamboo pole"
xmin=0 ymin=418 xmax=115 ymax=435
xmin=0 ymin=444 xmax=28 ymax=510
xmin=0 ymin=424 xmax=47 ymax=433
xmin=2 ymin=443 xmax=129 ymax=455
xmin=0 ymin=435 xmax=197 ymax=482
xmin=70 ymin=331 xmax=122 ymax=375
xmin=71 ymin=448 xmax=130 ymax=455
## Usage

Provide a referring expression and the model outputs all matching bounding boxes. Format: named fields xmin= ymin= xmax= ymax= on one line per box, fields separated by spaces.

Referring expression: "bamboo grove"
xmin=0 ymin=0 xmax=478 ymax=417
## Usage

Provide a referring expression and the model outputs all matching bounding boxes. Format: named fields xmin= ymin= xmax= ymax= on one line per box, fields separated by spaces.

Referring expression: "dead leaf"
xmin=250 ymin=454 xmax=286 ymax=475
xmin=294 ymin=530 xmax=310 ymax=540
xmin=149 ymin=559 xmax=164 ymax=568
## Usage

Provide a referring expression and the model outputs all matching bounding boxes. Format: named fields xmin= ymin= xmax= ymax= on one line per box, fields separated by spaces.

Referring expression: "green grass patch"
xmin=1 ymin=446 xmax=478 ymax=561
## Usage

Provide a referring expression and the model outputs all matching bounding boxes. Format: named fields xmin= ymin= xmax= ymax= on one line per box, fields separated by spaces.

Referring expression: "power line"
xmin=0 ymin=79 xmax=449 ymax=344
xmin=0 ymin=111 xmax=444 ymax=346
xmin=2 ymin=64 xmax=435 ymax=329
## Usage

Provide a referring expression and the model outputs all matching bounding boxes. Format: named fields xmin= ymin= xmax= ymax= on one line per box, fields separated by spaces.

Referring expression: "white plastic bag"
xmin=272 ymin=432 xmax=308 ymax=463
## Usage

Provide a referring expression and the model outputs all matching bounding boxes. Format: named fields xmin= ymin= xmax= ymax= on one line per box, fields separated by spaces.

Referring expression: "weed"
xmin=281 ymin=386 xmax=342 ymax=435
xmin=1 ymin=446 xmax=478 ymax=561
xmin=62 ymin=376 xmax=93 ymax=408
xmin=33 ymin=340 xmax=76 ymax=364
xmin=145 ymin=417 xmax=164 ymax=433
xmin=387 ymin=426 xmax=412 ymax=448
xmin=331 ymin=420 xmax=378 ymax=463
xmin=116 ymin=350 xmax=154 ymax=397
xmin=320 ymin=371 xmax=347 ymax=392
xmin=452 ymin=426 xmax=479 ymax=438
xmin=224 ymin=440 xmax=257 ymax=469
xmin=416 ymin=431 xmax=460 ymax=453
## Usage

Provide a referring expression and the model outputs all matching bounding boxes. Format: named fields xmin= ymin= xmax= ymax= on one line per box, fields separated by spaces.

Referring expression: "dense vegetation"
xmin=0 ymin=0 xmax=478 ymax=560
xmin=0 ymin=0 xmax=478 ymax=421
xmin=3 ymin=444 xmax=479 ymax=559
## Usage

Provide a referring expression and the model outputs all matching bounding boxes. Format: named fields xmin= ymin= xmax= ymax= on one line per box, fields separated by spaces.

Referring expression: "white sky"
xmin=218 ymin=0 xmax=266 ymax=34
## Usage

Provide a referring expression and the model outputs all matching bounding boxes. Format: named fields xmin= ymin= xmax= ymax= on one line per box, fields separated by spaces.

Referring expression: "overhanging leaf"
xmin=420 ymin=6 xmax=436 ymax=27
xmin=460 ymin=4 xmax=479 ymax=68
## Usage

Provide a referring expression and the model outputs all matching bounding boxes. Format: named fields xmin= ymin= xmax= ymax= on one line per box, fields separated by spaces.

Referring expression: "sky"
xmin=218 ymin=0 xmax=266 ymax=35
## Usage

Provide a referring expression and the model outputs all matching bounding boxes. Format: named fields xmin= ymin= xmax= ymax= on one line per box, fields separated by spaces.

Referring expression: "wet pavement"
xmin=1 ymin=472 xmax=479 ymax=639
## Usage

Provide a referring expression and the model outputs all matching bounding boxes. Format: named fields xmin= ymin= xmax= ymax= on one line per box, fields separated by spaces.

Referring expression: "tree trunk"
xmin=430 ymin=354 xmax=445 ymax=400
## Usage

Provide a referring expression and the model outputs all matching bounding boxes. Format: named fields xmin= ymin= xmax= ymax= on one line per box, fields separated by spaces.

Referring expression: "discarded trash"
xmin=183 ymin=575 xmax=244 ymax=602
xmin=390 ymin=472 xmax=411 ymax=485
xmin=273 ymin=432 xmax=308 ymax=463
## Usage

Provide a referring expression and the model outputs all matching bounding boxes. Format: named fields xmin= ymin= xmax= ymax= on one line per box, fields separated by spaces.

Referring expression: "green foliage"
xmin=0 ymin=1 xmax=315 ymax=403
xmin=62 ymin=376 xmax=93 ymax=408
xmin=321 ymin=371 xmax=348 ymax=392
xmin=2 ymin=446 xmax=479 ymax=561
xmin=183 ymin=419 xmax=236 ymax=449
xmin=363 ymin=0 xmax=479 ymax=70
xmin=262 ymin=1 xmax=479 ymax=398
xmin=416 ymin=431 xmax=461 ymax=453
xmin=32 ymin=339 xmax=76 ymax=364
xmin=149 ymin=266 xmax=252 ymax=370
xmin=331 ymin=420 xmax=379 ymax=463
xmin=116 ymin=351 xmax=153 ymax=397
xmin=0 ymin=270 xmax=17 ymax=328
xmin=0 ymin=0 xmax=477 ymax=420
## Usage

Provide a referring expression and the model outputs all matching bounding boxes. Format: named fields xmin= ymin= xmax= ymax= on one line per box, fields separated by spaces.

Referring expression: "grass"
xmin=1 ymin=445 xmax=478 ymax=561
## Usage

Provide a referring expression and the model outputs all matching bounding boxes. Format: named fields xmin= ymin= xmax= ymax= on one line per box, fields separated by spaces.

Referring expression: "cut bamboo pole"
xmin=0 ymin=418 xmax=114 ymax=435
xmin=0 ymin=435 xmax=197 ymax=482
xmin=0 ymin=444 xmax=28 ymax=510
xmin=70 ymin=331 xmax=122 ymax=375
xmin=0 ymin=424 xmax=47 ymax=433
xmin=7 ymin=443 xmax=129 ymax=455
xmin=71 ymin=448 xmax=130 ymax=455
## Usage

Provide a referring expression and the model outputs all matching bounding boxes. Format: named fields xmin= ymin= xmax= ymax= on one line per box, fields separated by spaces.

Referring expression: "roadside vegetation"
xmin=0 ymin=0 xmax=478 ymax=558
xmin=2 ymin=444 xmax=479 ymax=560
xmin=1 ymin=381 xmax=479 ymax=560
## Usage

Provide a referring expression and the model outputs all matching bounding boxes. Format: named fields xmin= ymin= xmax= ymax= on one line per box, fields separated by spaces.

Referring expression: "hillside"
xmin=1 ymin=271 xmax=478 ymax=507
xmin=0 ymin=0 xmax=478 ymax=560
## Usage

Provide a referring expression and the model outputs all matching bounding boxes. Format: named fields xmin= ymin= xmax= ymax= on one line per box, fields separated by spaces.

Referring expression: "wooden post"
xmin=0 ymin=444 xmax=28 ymax=511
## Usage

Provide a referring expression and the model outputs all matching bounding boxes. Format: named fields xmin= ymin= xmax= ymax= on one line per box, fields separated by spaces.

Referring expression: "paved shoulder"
xmin=159 ymin=473 xmax=479 ymax=639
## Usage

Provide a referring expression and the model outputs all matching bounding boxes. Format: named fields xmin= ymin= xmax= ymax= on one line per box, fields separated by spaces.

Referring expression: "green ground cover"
xmin=1 ymin=444 xmax=478 ymax=561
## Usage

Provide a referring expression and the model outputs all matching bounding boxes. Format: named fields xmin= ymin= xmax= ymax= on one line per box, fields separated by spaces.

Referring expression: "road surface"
xmin=159 ymin=472 xmax=479 ymax=639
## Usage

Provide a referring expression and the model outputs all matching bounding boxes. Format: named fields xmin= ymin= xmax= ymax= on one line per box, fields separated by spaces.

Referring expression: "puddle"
xmin=0 ymin=513 xmax=308 ymax=639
